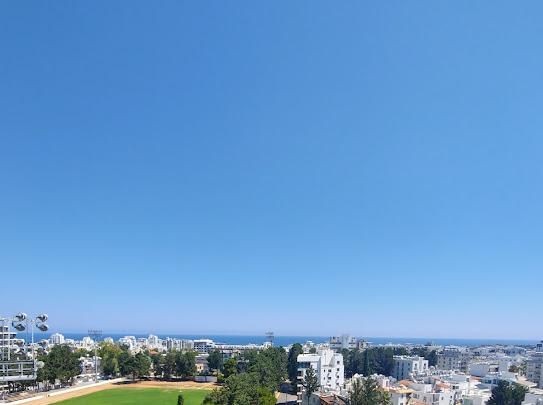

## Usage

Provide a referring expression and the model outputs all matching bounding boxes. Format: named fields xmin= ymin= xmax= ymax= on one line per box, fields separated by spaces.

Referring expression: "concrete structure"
xmin=329 ymin=335 xmax=356 ymax=351
xmin=523 ymin=392 xmax=543 ymax=405
xmin=297 ymin=349 xmax=344 ymax=403
xmin=392 ymin=356 xmax=428 ymax=380
xmin=469 ymin=362 xmax=499 ymax=378
xmin=50 ymin=333 xmax=65 ymax=345
xmin=411 ymin=390 xmax=455 ymax=405
xmin=527 ymin=342 xmax=543 ymax=388
xmin=437 ymin=349 xmax=470 ymax=372
xmin=194 ymin=339 xmax=215 ymax=354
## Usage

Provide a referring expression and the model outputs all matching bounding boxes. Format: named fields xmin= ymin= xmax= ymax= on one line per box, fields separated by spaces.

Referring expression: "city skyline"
xmin=1 ymin=1 xmax=543 ymax=339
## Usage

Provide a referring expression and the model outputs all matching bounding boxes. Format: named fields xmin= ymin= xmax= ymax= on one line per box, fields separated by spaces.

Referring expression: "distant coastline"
xmin=31 ymin=333 xmax=539 ymax=347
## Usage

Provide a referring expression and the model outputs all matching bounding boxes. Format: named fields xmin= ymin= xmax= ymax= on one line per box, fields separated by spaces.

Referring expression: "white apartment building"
xmin=527 ymin=342 xmax=543 ymax=388
xmin=522 ymin=392 xmax=543 ymax=405
xmin=164 ymin=338 xmax=194 ymax=352
xmin=411 ymin=390 xmax=455 ymax=405
xmin=393 ymin=356 xmax=428 ymax=380
xmin=329 ymin=335 xmax=357 ymax=351
xmin=437 ymin=349 xmax=470 ymax=373
xmin=389 ymin=387 xmax=413 ymax=405
xmin=194 ymin=339 xmax=215 ymax=353
xmin=468 ymin=362 xmax=499 ymax=378
xmin=50 ymin=333 xmax=65 ymax=345
xmin=119 ymin=336 xmax=137 ymax=351
xmin=297 ymin=349 xmax=344 ymax=403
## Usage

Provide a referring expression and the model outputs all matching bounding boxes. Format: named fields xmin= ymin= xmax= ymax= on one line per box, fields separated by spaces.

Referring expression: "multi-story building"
xmin=329 ymin=335 xmax=357 ymax=351
xmin=194 ymin=339 xmax=215 ymax=354
xmin=469 ymin=362 xmax=499 ymax=378
xmin=526 ymin=341 xmax=543 ymax=388
xmin=165 ymin=338 xmax=194 ymax=352
xmin=522 ymin=392 xmax=543 ymax=405
xmin=0 ymin=325 xmax=22 ymax=356
xmin=50 ymin=333 xmax=65 ymax=345
xmin=437 ymin=349 xmax=470 ymax=372
xmin=329 ymin=335 xmax=367 ymax=352
xmin=297 ymin=349 xmax=344 ymax=403
xmin=392 ymin=356 xmax=428 ymax=380
xmin=410 ymin=390 xmax=455 ymax=405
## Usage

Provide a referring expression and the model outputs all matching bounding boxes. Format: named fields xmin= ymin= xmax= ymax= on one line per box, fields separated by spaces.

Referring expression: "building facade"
xmin=297 ymin=349 xmax=344 ymax=403
xmin=392 ymin=356 xmax=428 ymax=380
xmin=526 ymin=342 xmax=543 ymax=388
xmin=437 ymin=349 xmax=470 ymax=372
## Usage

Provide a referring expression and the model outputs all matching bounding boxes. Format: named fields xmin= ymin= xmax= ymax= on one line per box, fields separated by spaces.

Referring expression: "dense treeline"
xmin=342 ymin=346 xmax=438 ymax=378
xmin=342 ymin=347 xmax=406 ymax=378
xmin=100 ymin=341 xmax=196 ymax=380
xmin=99 ymin=342 xmax=152 ymax=380
xmin=204 ymin=346 xmax=288 ymax=405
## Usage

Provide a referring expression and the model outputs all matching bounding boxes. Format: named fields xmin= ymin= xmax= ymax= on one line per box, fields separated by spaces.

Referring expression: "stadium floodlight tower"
xmin=265 ymin=331 xmax=274 ymax=346
xmin=0 ymin=313 xmax=49 ymax=387
xmin=88 ymin=329 xmax=102 ymax=381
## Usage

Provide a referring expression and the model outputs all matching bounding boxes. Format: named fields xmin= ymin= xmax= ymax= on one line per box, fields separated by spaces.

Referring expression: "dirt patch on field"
xmin=30 ymin=380 xmax=216 ymax=404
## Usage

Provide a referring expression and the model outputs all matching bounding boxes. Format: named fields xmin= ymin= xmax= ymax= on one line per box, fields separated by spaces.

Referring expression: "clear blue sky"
xmin=1 ymin=1 xmax=542 ymax=339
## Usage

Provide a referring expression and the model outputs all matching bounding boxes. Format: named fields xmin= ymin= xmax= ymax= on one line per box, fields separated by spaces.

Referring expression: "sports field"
xmin=55 ymin=388 xmax=209 ymax=405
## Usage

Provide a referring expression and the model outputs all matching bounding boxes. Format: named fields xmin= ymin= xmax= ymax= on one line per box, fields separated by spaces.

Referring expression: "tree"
xmin=223 ymin=358 xmax=238 ymax=379
xmin=163 ymin=352 xmax=177 ymax=379
xmin=118 ymin=350 xmax=135 ymax=378
xmin=288 ymin=344 xmax=303 ymax=390
xmin=204 ymin=372 xmax=271 ymax=405
xmin=99 ymin=342 xmax=122 ymax=377
xmin=488 ymin=380 xmax=528 ymax=405
xmin=257 ymin=386 xmax=277 ymax=405
xmin=135 ymin=352 xmax=151 ymax=379
xmin=38 ymin=345 xmax=81 ymax=386
xmin=184 ymin=351 xmax=197 ymax=377
xmin=410 ymin=347 xmax=438 ymax=367
xmin=302 ymin=366 xmax=319 ymax=403
xmin=208 ymin=350 xmax=224 ymax=372
xmin=509 ymin=365 xmax=519 ymax=373
xmin=349 ymin=377 xmax=390 ymax=405
xmin=247 ymin=347 xmax=287 ymax=391
xmin=426 ymin=350 xmax=438 ymax=367
xmin=361 ymin=351 xmax=371 ymax=376
xmin=151 ymin=353 xmax=164 ymax=378
xmin=177 ymin=393 xmax=185 ymax=405
xmin=175 ymin=351 xmax=197 ymax=378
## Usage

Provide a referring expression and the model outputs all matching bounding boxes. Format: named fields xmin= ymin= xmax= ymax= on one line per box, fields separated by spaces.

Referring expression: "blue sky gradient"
xmin=1 ymin=1 xmax=542 ymax=338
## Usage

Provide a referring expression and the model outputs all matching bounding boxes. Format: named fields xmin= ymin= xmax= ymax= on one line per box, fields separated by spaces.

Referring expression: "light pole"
xmin=0 ymin=312 xmax=49 ymax=385
xmin=88 ymin=329 xmax=102 ymax=381
xmin=10 ymin=313 xmax=49 ymax=372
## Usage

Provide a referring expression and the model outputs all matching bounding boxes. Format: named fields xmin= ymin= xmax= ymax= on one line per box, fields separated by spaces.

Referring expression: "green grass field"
xmin=55 ymin=388 xmax=210 ymax=405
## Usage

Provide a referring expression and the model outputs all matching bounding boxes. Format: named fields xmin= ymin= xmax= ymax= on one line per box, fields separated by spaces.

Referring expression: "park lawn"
xmin=55 ymin=388 xmax=210 ymax=405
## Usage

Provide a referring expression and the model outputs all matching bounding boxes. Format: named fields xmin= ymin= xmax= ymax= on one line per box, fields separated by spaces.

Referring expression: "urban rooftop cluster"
xmin=2 ymin=325 xmax=543 ymax=405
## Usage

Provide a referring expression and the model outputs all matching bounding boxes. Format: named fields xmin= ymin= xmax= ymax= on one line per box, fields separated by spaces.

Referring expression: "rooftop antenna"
xmin=265 ymin=331 xmax=274 ymax=346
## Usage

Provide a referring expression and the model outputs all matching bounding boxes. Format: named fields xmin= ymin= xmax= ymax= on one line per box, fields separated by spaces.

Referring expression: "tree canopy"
xmin=349 ymin=377 xmax=390 ymax=405
xmin=487 ymin=380 xmax=528 ymax=405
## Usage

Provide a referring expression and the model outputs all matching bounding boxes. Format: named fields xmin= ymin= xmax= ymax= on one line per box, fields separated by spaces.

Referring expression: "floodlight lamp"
xmin=15 ymin=313 xmax=27 ymax=322
xmin=37 ymin=323 xmax=49 ymax=332
xmin=36 ymin=314 xmax=48 ymax=322
xmin=12 ymin=322 xmax=26 ymax=331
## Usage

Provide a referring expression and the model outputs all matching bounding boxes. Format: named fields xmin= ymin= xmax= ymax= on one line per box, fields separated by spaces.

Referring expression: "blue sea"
xmin=30 ymin=333 xmax=539 ymax=347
